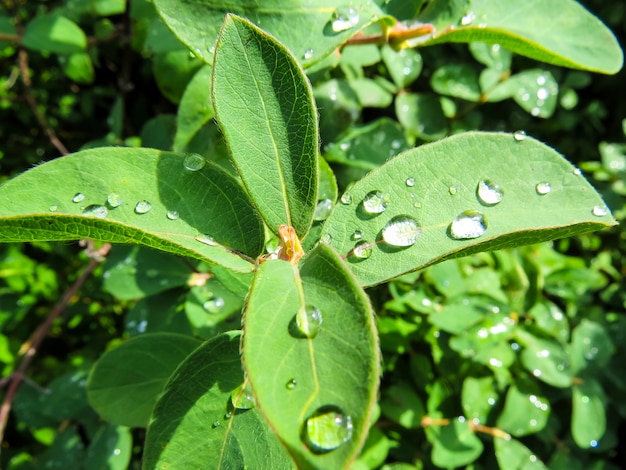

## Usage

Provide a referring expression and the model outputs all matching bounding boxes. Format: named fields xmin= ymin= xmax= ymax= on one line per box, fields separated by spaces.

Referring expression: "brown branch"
xmin=17 ymin=48 xmax=69 ymax=155
xmin=0 ymin=243 xmax=111 ymax=451
xmin=344 ymin=22 xmax=436 ymax=48
xmin=421 ymin=416 xmax=511 ymax=440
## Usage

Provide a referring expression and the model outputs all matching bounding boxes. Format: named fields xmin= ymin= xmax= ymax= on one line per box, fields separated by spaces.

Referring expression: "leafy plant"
xmin=0 ymin=1 xmax=623 ymax=469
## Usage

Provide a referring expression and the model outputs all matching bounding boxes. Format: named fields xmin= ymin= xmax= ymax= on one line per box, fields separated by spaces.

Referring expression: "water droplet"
xmin=340 ymin=193 xmax=352 ymax=205
xmin=460 ymin=11 xmax=475 ymax=25
xmin=352 ymin=230 xmax=363 ymax=240
xmin=573 ymin=167 xmax=582 ymax=176
xmin=352 ymin=240 xmax=373 ymax=259
xmin=195 ymin=234 xmax=218 ymax=246
xmin=513 ymin=130 xmax=527 ymax=141
xmin=331 ymin=6 xmax=359 ymax=32
xmin=405 ymin=177 xmax=415 ymax=187
xmin=313 ymin=199 xmax=333 ymax=221
xmin=590 ymin=440 xmax=598 ymax=448
xmin=224 ymin=411 xmax=232 ymax=419
xmin=134 ymin=200 xmax=152 ymax=214
xmin=536 ymin=75 xmax=547 ymax=86
xmin=449 ymin=186 xmax=458 ymax=195
xmin=166 ymin=210 xmax=179 ymax=220
xmin=296 ymin=305 xmax=323 ymax=338
xmin=183 ymin=153 xmax=206 ymax=171
xmin=413 ymin=201 xmax=422 ymax=209
xmin=212 ymin=421 xmax=221 ymax=428
xmin=72 ymin=192 xmax=85 ymax=203
xmin=303 ymin=48 xmax=314 ymax=60
xmin=49 ymin=205 xmax=58 ymax=212
xmin=82 ymin=205 xmax=108 ymax=218
xmin=449 ymin=210 xmax=487 ymax=239
xmin=231 ymin=382 xmax=255 ymax=410
xmin=305 ymin=405 xmax=353 ymax=453
xmin=203 ymin=297 xmax=224 ymax=312
xmin=107 ymin=193 xmax=123 ymax=208
xmin=535 ymin=182 xmax=552 ymax=195
xmin=477 ymin=180 xmax=503 ymax=205
xmin=321 ymin=234 xmax=332 ymax=245
xmin=362 ymin=190 xmax=389 ymax=214
xmin=286 ymin=379 xmax=297 ymax=390
xmin=382 ymin=216 xmax=421 ymax=247
xmin=592 ymin=205 xmax=609 ymax=217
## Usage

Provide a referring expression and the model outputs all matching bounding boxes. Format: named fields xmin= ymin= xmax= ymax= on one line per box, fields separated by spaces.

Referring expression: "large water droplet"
xmin=331 ymin=6 xmax=359 ymax=32
xmin=449 ymin=210 xmax=487 ymax=239
xmin=592 ymin=205 xmax=609 ymax=217
xmin=382 ymin=216 xmax=420 ymax=247
xmin=535 ymin=182 xmax=552 ymax=195
xmin=303 ymin=48 xmax=314 ymax=60
xmin=107 ymin=193 xmax=123 ymax=208
xmin=352 ymin=240 xmax=373 ymax=259
xmin=340 ymin=193 xmax=352 ymax=205
xmin=477 ymin=180 xmax=503 ymax=205
xmin=82 ymin=204 xmax=108 ymax=218
xmin=195 ymin=234 xmax=218 ymax=246
xmin=296 ymin=305 xmax=323 ymax=338
xmin=184 ymin=153 xmax=206 ymax=171
xmin=166 ymin=210 xmax=179 ymax=220
xmin=72 ymin=193 xmax=85 ymax=203
xmin=313 ymin=199 xmax=333 ymax=221
xmin=231 ymin=382 xmax=255 ymax=410
xmin=513 ymin=130 xmax=527 ymax=141
xmin=304 ymin=405 xmax=353 ymax=453
xmin=134 ymin=200 xmax=152 ymax=214
xmin=362 ymin=190 xmax=389 ymax=214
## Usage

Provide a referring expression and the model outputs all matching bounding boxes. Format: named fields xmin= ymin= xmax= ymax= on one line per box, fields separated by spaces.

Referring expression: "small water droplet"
xmin=413 ymin=201 xmax=422 ymax=208
xmin=49 ymin=205 xmax=58 ymax=212
xmin=203 ymin=297 xmax=224 ymax=312
xmin=405 ymin=177 xmax=415 ymax=187
xmin=72 ymin=192 xmax=85 ymax=203
xmin=352 ymin=230 xmax=363 ymax=240
xmin=449 ymin=210 xmax=487 ymax=239
xmin=340 ymin=193 xmax=352 ymax=205
xmin=82 ymin=205 xmax=108 ymax=218
xmin=331 ymin=6 xmax=359 ymax=32
xmin=304 ymin=405 xmax=353 ymax=453
xmin=590 ymin=440 xmax=598 ymax=448
xmin=321 ymin=234 xmax=332 ymax=245
xmin=195 ymin=234 xmax=218 ymax=246
xmin=107 ymin=193 xmax=123 ymax=208
xmin=296 ymin=305 xmax=323 ymax=338
xmin=212 ymin=421 xmax=221 ymax=428
xmin=286 ymin=379 xmax=297 ymax=390
xmin=460 ymin=11 xmax=475 ymax=25
xmin=313 ymin=199 xmax=333 ymax=221
xmin=513 ymin=130 xmax=527 ymax=141
xmin=184 ymin=153 xmax=206 ymax=171
xmin=362 ymin=190 xmax=389 ymax=214
xmin=535 ymin=182 xmax=552 ymax=195
xmin=166 ymin=210 xmax=179 ymax=220
xmin=477 ymin=180 xmax=503 ymax=205
xmin=231 ymin=383 xmax=255 ymax=410
xmin=449 ymin=186 xmax=458 ymax=195
xmin=382 ymin=216 xmax=421 ymax=247
xmin=303 ymin=48 xmax=314 ymax=60
xmin=224 ymin=411 xmax=233 ymax=419
xmin=134 ymin=200 xmax=152 ymax=214
xmin=352 ymin=240 xmax=373 ymax=259
xmin=592 ymin=205 xmax=609 ymax=217
xmin=573 ymin=167 xmax=582 ymax=176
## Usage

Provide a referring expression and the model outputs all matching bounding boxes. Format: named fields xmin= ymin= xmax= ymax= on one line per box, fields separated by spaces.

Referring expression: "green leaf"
xmin=380 ymin=383 xmax=425 ymax=429
xmin=395 ymin=92 xmax=447 ymax=141
xmin=212 ymin=15 xmax=318 ymax=237
xmin=381 ymin=45 xmax=423 ymax=89
xmin=173 ymin=65 xmax=214 ymax=152
xmin=416 ymin=0 xmax=623 ymax=75
xmin=153 ymin=0 xmax=385 ymax=66
xmin=461 ymin=376 xmax=499 ymax=424
xmin=516 ymin=328 xmax=571 ymax=388
xmin=87 ymin=333 xmax=201 ymax=427
xmin=494 ymin=437 xmax=548 ymax=470
xmin=143 ymin=331 xmax=293 ymax=469
xmin=431 ymin=64 xmax=482 ymax=101
xmin=430 ymin=419 xmax=484 ymax=468
xmin=487 ymin=70 xmax=559 ymax=118
xmin=22 ymin=13 xmax=87 ymax=54
xmin=242 ymin=244 xmax=380 ymax=469
xmin=0 ymin=147 xmax=264 ymax=273
xmin=321 ymin=132 xmax=616 ymax=287
xmin=153 ymin=50 xmax=203 ymax=104
xmin=569 ymin=319 xmax=614 ymax=375
xmin=85 ymin=424 xmax=132 ymax=470
xmin=571 ymin=378 xmax=606 ymax=449
xmin=60 ymin=52 xmax=95 ymax=84
xmin=496 ymin=380 xmax=551 ymax=436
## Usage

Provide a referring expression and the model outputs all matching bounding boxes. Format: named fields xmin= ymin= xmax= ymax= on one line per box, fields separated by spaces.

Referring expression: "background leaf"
xmin=22 ymin=13 xmax=87 ymax=54
xmin=320 ymin=132 xmax=616 ymax=286
xmin=571 ymin=378 xmax=607 ymax=449
xmin=242 ymin=245 xmax=380 ymax=469
xmin=0 ymin=147 xmax=263 ymax=272
xmin=212 ymin=15 xmax=318 ymax=237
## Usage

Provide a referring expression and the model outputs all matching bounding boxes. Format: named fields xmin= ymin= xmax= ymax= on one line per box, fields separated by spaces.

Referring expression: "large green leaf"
xmin=212 ymin=15 xmax=318 ymax=237
xmin=320 ymin=132 xmax=616 ymax=286
xmin=153 ymin=0 xmax=385 ymax=67
xmin=0 ymin=148 xmax=264 ymax=272
xmin=242 ymin=244 xmax=380 ymax=469
xmin=571 ymin=378 xmax=606 ymax=449
xmin=143 ymin=331 xmax=293 ymax=469
xmin=22 ymin=13 xmax=87 ymax=54
xmin=87 ymin=333 xmax=201 ymax=427
xmin=415 ymin=0 xmax=622 ymax=74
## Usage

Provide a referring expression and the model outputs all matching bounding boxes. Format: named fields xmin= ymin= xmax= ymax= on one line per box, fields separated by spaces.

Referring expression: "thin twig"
xmin=421 ymin=415 xmax=511 ymax=440
xmin=0 ymin=243 xmax=111 ymax=451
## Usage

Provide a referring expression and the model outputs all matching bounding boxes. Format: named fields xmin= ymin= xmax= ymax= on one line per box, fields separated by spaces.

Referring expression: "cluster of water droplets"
xmin=330 ymin=6 xmax=359 ymax=33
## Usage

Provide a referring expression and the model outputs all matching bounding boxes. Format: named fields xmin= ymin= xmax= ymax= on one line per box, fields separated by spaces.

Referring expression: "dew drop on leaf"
xmin=449 ymin=186 xmax=458 ymax=195
xmin=352 ymin=240 xmax=373 ymax=259
xmin=183 ymin=153 xmax=206 ymax=171
xmin=82 ymin=204 xmax=108 ymax=218
xmin=49 ymin=205 xmax=58 ymax=212
xmin=513 ymin=130 xmax=527 ymax=141
xmin=405 ymin=177 xmax=415 ymax=187
xmin=296 ymin=305 xmax=323 ymax=338
xmin=330 ymin=6 xmax=359 ymax=32
xmin=362 ymin=190 xmax=389 ymax=214
xmin=134 ymin=200 xmax=152 ymax=214
xmin=231 ymin=382 xmax=255 ymax=410
xmin=107 ymin=193 xmax=123 ymax=208
xmin=195 ymin=234 xmax=218 ymax=246
xmin=477 ymin=180 xmax=503 ymax=205
xmin=382 ymin=216 xmax=421 ymax=247
xmin=166 ymin=210 xmax=179 ymax=220
xmin=460 ymin=11 xmax=475 ymax=25
xmin=535 ymin=182 xmax=552 ymax=195
xmin=212 ymin=421 xmax=221 ymax=428
xmin=449 ymin=210 xmax=487 ymax=239
xmin=286 ymin=379 xmax=297 ymax=390
xmin=352 ymin=230 xmax=363 ymax=240
xmin=72 ymin=192 xmax=85 ymax=203
xmin=313 ymin=199 xmax=333 ymax=221
xmin=592 ymin=205 xmax=609 ymax=217
xmin=303 ymin=48 xmax=314 ymax=60
xmin=340 ymin=193 xmax=352 ymax=205
xmin=203 ymin=297 xmax=224 ymax=312
xmin=573 ymin=167 xmax=582 ymax=175
xmin=304 ymin=405 xmax=354 ymax=453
